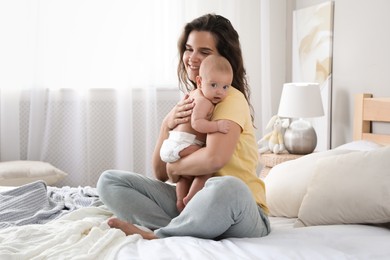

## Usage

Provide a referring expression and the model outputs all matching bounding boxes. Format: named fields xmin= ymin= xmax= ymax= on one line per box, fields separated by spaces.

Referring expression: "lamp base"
xmin=284 ymin=119 xmax=317 ymax=155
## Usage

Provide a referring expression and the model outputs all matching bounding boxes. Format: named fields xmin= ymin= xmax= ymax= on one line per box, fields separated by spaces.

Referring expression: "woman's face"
xmin=183 ymin=31 xmax=219 ymax=83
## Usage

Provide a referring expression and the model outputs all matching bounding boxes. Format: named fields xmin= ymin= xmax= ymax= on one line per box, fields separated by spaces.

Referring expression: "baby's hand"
xmin=217 ymin=120 xmax=230 ymax=134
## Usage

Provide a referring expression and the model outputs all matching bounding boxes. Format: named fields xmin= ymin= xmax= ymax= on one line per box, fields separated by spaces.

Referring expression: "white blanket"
xmin=0 ymin=207 xmax=141 ymax=260
xmin=1 ymin=207 xmax=390 ymax=260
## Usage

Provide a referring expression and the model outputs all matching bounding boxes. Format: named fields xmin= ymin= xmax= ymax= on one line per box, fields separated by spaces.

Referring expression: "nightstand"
xmin=259 ymin=151 xmax=303 ymax=179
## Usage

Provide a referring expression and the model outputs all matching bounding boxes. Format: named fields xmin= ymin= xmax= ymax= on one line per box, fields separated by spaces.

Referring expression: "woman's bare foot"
xmin=108 ymin=218 xmax=157 ymax=240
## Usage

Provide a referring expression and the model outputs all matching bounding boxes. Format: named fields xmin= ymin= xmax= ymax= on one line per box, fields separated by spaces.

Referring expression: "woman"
xmin=97 ymin=13 xmax=270 ymax=240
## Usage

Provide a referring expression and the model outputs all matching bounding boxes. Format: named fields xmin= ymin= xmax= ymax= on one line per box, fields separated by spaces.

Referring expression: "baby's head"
xmin=196 ymin=55 xmax=233 ymax=104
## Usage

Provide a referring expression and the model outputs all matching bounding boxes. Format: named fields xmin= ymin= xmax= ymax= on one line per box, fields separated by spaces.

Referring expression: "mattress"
xmin=1 ymin=204 xmax=388 ymax=260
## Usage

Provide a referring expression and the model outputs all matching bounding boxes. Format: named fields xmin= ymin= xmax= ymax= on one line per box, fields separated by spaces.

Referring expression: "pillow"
xmin=264 ymin=149 xmax=355 ymax=217
xmin=0 ymin=161 xmax=67 ymax=186
xmin=295 ymin=146 xmax=390 ymax=227
xmin=335 ymin=140 xmax=383 ymax=151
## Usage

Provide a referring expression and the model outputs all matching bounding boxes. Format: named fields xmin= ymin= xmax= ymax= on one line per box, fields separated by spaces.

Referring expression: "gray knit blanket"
xmin=0 ymin=181 xmax=103 ymax=229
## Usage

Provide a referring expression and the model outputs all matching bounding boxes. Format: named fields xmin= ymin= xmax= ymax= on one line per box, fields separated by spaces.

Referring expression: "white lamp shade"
xmin=278 ymin=82 xmax=324 ymax=118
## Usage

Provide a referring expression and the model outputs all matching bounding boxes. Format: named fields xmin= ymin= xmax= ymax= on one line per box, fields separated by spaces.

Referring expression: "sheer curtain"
xmin=0 ymin=0 xmax=273 ymax=187
xmin=0 ymin=0 xmax=184 ymax=187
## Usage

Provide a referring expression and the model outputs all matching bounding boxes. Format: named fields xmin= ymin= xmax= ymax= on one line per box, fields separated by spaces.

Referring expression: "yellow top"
xmin=212 ymin=87 xmax=269 ymax=214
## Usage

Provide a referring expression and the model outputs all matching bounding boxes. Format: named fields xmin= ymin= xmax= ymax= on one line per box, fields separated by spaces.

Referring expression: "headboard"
xmin=353 ymin=93 xmax=390 ymax=145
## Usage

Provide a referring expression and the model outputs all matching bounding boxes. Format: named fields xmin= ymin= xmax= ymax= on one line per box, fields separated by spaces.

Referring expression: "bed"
xmin=1 ymin=93 xmax=389 ymax=260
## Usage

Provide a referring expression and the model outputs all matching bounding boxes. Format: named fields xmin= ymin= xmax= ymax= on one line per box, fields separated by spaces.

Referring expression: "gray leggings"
xmin=96 ymin=170 xmax=270 ymax=239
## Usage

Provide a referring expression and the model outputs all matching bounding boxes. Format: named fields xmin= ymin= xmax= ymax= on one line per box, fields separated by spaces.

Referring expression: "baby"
xmin=160 ymin=54 xmax=233 ymax=212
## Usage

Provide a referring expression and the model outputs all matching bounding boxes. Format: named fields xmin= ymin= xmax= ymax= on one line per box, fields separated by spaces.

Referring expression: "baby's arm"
xmin=191 ymin=97 xmax=230 ymax=134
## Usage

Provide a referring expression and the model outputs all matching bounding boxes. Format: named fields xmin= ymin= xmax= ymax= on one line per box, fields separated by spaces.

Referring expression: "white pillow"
xmin=264 ymin=149 xmax=354 ymax=217
xmin=0 ymin=161 xmax=67 ymax=186
xmin=335 ymin=140 xmax=383 ymax=151
xmin=296 ymin=146 xmax=390 ymax=227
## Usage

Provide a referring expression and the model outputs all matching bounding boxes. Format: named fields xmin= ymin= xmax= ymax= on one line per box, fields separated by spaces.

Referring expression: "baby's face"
xmin=201 ymin=71 xmax=232 ymax=104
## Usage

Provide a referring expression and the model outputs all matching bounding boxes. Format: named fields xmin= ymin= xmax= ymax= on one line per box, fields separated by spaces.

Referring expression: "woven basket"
xmin=259 ymin=152 xmax=302 ymax=168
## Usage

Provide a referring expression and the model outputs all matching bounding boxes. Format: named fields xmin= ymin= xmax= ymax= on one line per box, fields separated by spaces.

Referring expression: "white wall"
xmin=267 ymin=1 xmax=289 ymax=115
xmin=331 ymin=0 xmax=390 ymax=146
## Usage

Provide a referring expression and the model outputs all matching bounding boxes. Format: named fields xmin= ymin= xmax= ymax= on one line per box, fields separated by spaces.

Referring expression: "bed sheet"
xmin=117 ymin=217 xmax=390 ymax=260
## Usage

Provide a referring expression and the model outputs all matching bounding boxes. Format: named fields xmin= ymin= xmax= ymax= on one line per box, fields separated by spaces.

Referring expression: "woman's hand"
xmin=165 ymin=94 xmax=194 ymax=130
xmin=167 ymin=166 xmax=180 ymax=183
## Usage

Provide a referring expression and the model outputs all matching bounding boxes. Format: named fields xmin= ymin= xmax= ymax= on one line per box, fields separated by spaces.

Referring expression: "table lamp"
xmin=277 ymin=82 xmax=324 ymax=154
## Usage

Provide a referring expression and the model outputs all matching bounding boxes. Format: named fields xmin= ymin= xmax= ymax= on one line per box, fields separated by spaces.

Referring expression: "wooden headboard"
xmin=354 ymin=93 xmax=390 ymax=145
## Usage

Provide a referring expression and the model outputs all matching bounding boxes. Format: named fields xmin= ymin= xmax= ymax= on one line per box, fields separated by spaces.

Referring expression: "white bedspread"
xmin=0 ymin=207 xmax=141 ymax=259
xmin=1 ymin=207 xmax=389 ymax=260
xmin=117 ymin=217 xmax=390 ymax=260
